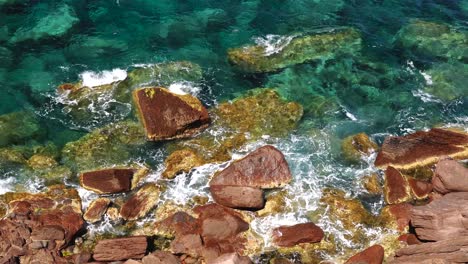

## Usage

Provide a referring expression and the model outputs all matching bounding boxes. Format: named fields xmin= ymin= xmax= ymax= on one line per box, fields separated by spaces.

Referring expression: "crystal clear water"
xmin=1 ymin=0 xmax=467 ymax=262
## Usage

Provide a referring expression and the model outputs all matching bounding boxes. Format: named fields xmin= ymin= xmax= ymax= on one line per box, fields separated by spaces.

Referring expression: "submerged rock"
xmin=80 ymin=166 xmax=148 ymax=194
xmin=228 ymin=27 xmax=361 ymax=73
xmin=395 ymin=20 xmax=468 ymax=62
xmin=11 ymin=4 xmax=79 ymax=43
xmin=93 ymin=236 xmax=147 ymax=261
xmin=272 ymin=223 xmax=324 ymax=247
xmin=341 ymin=133 xmax=378 ymax=163
xmin=432 ymin=159 xmax=468 ymax=194
xmin=375 ymin=128 xmax=468 ymax=173
xmin=133 ymin=87 xmax=210 ymax=141
xmin=120 ymin=184 xmax=161 ymax=221
xmin=162 ymin=149 xmax=204 ymax=179
xmin=0 ymin=111 xmax=42 ymax=147
xmin=345 ymin=245 xmax=384 ymax=264
xmin=423 ymin=62 xmax=468 ymax=101
xmin=361 ymin=174 xmax=382 ymax=195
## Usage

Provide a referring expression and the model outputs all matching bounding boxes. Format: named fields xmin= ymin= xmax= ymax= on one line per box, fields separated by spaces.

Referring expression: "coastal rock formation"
xmin=141 ymin=251 xmax=180 ymax=264
xmin=272 ymin=223 xmax=324 ymax=247
xmin=211 ymin=253 xmax=253 ymax=264
xmin=423 ymin=62 xmax=468 ymax=102
xmin=93 ymin=236 xmax=147 ymax=261
xmin=390 ymin=237 xmax=468 ymax=263
xmin=383 ymin=167 xmax=411 ymax=204
xmin=375 ymin=128 xmax=468 ymax=171
xmin=209 ymin=145 xmax=291 ymax=210
xmin=83 ymin=198 xmax=111 ymax=223
xmin=80 ymin=167 xmax=148 ymax=194
xmin=120 ymin=184 xmax=161 ymax=221
xmin=345 ymin=245 xmax=384 ymax=264
xmin=228 ymin=27 xmax=361 ymax=73
xmin=379 ymin=203 xmax=412 ymax=232
xmin=432 ymin=159 xmax=468 ymax=194
xmin=411 ymin=192 xmax=468 ymax=241
xmin=341 ymin=133 xmax=378 ymax=163
xmin=0 ymin=111 xmax=42 ymax=147
xmin=133 ymin=87 xmax=210 ymax=141
xmin=162 ymin=149 xmax=204 ymax=179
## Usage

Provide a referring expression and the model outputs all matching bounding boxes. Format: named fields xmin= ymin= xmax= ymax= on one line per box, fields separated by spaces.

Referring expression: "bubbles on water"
xmin=253 ymin=34 xmax=295 ymax=56
xmin=80 ymin=68 xmax=127 ymax=87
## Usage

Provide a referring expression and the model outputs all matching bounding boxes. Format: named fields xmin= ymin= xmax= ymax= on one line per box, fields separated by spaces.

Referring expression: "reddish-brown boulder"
xmin=80 ymin=168 xmax=137 ymax=194
xmin=383 ymin=167 xmax=411 ymax=204
xmin=391 ymin=237 xmax=468 ymax=263
xmin=398 ymin=234 xmax=422 ymax=245
xmin=411 ymin=192 xmax=468 ymax=241
xmin=380 ymin=203 xmax=413 ymax=232
xmin=93 ymin=236 xmax=147 ymax=261
xmin=142 ymin=251 xmax=180 ymax=264
xmin=407 ymin=178 xmax=432 ymax=199
xmin=155 ymin=211 xmax=199 ymax=236
xmin=210 ymin=145 xmax=292 ymax=189
xmin=120 ymin=184 xmax=161 ymax=221
xmin=210 ymin=185 xmax=265 ymax=210
xmin=375 ymin=128 xmax=468 ymax=169
xmin=432 ymin=159 xmax=468 ymax=194
xmin=170 ymin=234 xmax=203 ymax=257
xmin=133 ymin=87 xmax=210 ymax=141
xmin=345 ymin=245 xmax=384 ymax=264
xmin=83 ymin=198 xmax=111 ymax=223
xmin=272 ymin=222 xmax=324 ymax=247
xmin=211 ymin=253 xmax=253 ymax=264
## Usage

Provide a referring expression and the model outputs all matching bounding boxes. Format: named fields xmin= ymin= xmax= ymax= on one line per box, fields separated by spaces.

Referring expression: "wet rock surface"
xmin=345 ymin=245 xmax=384 ymax=264
xmin=92 ymin=236 xmax=148 ymax=261
xmin=83 ymin=198 xmax=111 ymax=223
xmin=120 ymin=183 xmax=161 ymax=221
xmin=80 ymin=168 xmax=136 ymax=194
xmin=272 ymin=223 xmax=324 ymax=247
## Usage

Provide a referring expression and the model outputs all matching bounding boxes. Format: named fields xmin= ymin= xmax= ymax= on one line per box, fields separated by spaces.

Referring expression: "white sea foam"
xmin=421 ymin=72 xmax=433 ymax=85
xmin=254 ymin=34 xmax=295 ymax=56
xmin=168 ymin=82 xmax=201 ymax=96
xmin=0 ymin=177 xmax=16 ymax=195
xmin=80 ymin=68 xmax=127 ymax=87
xmin=412 ymin=89 xmax=442 ymax=103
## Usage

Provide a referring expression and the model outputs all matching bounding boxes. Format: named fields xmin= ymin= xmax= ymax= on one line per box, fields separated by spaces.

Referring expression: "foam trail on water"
xmin=80 ymin=68 xmax=127 ymax=87
xmin=254 ymin=34 xmax=295 ymax=56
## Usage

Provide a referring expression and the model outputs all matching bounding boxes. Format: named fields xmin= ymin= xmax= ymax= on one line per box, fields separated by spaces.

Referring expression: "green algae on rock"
xmin=422 ymin=62 xmax=468 ymax=101
xmin=61 ymin=120 xmax=146 ymax=171
xmin=341 ymin=133 xmax=378 ymax=164
xmin=0 ymin=111 xmax=43 ymax=147
xmin=162 ymin=149 xmax=204 ymax=179
xmin=227 ymin=27 xmax=361 ymax=73
xmin=395 ymin=20 xmax=468 ymax=62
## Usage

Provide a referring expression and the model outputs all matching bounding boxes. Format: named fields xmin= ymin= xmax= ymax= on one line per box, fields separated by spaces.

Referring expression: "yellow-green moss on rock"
xmin=341 ymin=133 xmax=378 ymax=163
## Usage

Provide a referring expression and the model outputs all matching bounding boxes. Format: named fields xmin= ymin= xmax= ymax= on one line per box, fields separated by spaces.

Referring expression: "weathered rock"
xmin=211 ymin=253 xmax=253 ymax=264
xmin=375 ymin=128 xmax=468 ymax=170
xmin=362 ymin=174 xmax=382 ymax=195
xmin=210 ymin=145 xmax=292 ymax=189
xmin=407 ymin=177 xmax=432 ymax=199
xmin=411 ymin=192 xmax=468 ymax=241
xmin=423 ymin=62 xmax=468 ymax=102
xmin=120 ymin=184 xmax=161 ymax=221
xmin=0 ymin=111 xmax=42 ymax=147
xmin=432 ymin=159 xmax=468 ymax=194
xmin=379 ymin=203 xmax=412 ymax=232
xmin=384 ymin=167 xmax=411 ymax=204
xmin=171 ymin=233 xmax=203 ymax=256
xmin=83 ymin=198 xmax=111 ymax=223
xmin=142 ymin=250 xmax=180 ymax=264
xmin=398 ymin=234 xmax=422 ymax=245
xmin=80 ymin=168 xmax=144 ymax=194
xmin=228 ymin=28 xmax=361 ymax=73
xmin=272 ymin=223 xmax=324 ymax=247
xmin=155 ymin=211 xmax=199 ymax=237
xmin=210 ymin=185 xmax=265 ymax=210
xmin=162 ymin=149 xmax=204 ymax=179
xmin=345 ymin=245 xmax=384 ymax=264
xmin=133 ymin=87 xmax=210 ymax=141
xmin=93 ymin=236 xmax=147 ymax=261
xmin=257 ymin=190 xmax=288 ymax=217
xmin=390 ymin=237 xmax=468 ymax=263
xmin=341 ymin=133 xmax=378 ymax=163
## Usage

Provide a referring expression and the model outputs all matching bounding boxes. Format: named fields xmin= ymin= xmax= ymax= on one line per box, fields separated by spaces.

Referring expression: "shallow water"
xmin=1 ymin=0 xmax=467 ymax=262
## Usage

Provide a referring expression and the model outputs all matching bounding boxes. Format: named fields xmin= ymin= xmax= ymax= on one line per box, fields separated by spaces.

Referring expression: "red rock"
xmin=411 ymin=192 xmax=468 ymax=241
xmin=210 ymin=145 xmax=292 ymax=189
xmin=407 ymin=178 xmax=432 ymax=199
xmin=84 ymin=198 xmax=111 ymax=223
xmin=170 ymin=234 xmax=203 ymax=257
xmin=272 ymin=222 xmax=324 ymax=247
xmin=380 ymin=203 xmax=413 ymax=232
xmin=120 ymin=184 xmax=161 ymax=221
xmin=383 ymin=167 xmax=411 ymax=204
xmin=398 ymin=234 xmax=422 ymax=245
xmin=155 ymin=211 xmax=199 ymax=236
xmin=30 ymin=226 xmax=65 ymax=241
xmin=80 ymin=168 xmax=136 ymax=194
xmin=375 ymin=128 xmax=468 ymax=169
xmin=93 ymin=236 xmax=147 ymax=261
xmin=133 ymin=87 xmax=210 ymax=141
xmin=142 ymin=251 xmax=180 ymax=264
xmin=211 ymin=253 xmax=253 ymax=264
xmin=391 ymin=237 xmax=468 ymax=263
xmin=345 ymin=245 xmax=384 ymax=264
xmin=210 ymin=185 xmax=265 ymax=210
xmin=432 ymin=159 xmax=468 ymax=194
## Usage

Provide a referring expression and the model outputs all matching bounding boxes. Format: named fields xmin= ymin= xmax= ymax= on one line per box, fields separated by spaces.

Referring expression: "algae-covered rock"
xmin=162 ymin=149 xmax=204 ymax=179
xmin=228 ymin=27 xmax=361 ymax=73
xmin=120 ymin=183 xmax=162 ymax=221
xmin=61 ymin=120 xmax=146 ymax=170
xmin=423 ymin=62 xmax=468 ymax=101
xmin=395 ymin=20 xmax=468 ymax=62
xmin=341 ymin=133 xmax=378 ymax=164
xmin=361 ymin=174 xmax=382 ymax=195
xmin=0 ymin=111 xmax=42 ymax=147
xmin=11 ymin=3 xmax=79 ymax=43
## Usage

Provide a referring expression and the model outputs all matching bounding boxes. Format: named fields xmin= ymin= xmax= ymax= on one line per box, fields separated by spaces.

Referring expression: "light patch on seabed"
xmin=80 ymin=68 xmax=127 ymax=87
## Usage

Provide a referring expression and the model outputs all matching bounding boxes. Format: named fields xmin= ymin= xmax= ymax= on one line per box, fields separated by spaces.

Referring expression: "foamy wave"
xmin=80 ymin=68 xmax=127 ymax=87
xmin=254 ymin=34 xmax=295 ymax=56
xmin=412 ymin=89 xmax=443 ymax=103
xmin=0 ymin=177 xmax=16 ymax=195
xmin=168 ymin=81 xmax=202 ymax=96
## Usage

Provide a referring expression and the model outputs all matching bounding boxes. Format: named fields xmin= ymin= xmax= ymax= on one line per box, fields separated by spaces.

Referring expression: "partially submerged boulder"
xmin=83 ymin=198 xmax=111 ymax=223
xmin=228 ymin=27 xmax=361 ymax=73
xmin=375 ymin=128 xmax=468 ymax=172
xmin=345 ymin=245 xmax=384 ymax=264
xmin=272 ymin=223 xmax=324 ymax=247
xmin=0 ymin=111 xmax=42 ymax=147
xmin=133 ymin=87 xmax=210 ymax=141
xmin=423 ymin=62 xmax=468 ymax=102
xmin=411 ymin=192 xmax=468 ymax=241
xmin=80 ymin=167 xmax=148 ymax=194
xmin=93 ymin=236 xmax=148 ymax=261
xmin=379 ymin=203 xmax=412 ymax=232
xmin=383 ymin=167 xmax=411 ymax=205
xmin=120 ymin=184 xmax=161 ymax=221
xmin=432 ymin=159 xmax=468 ymax=194
xmin=341 ymin=133 xmax=378 ymax=163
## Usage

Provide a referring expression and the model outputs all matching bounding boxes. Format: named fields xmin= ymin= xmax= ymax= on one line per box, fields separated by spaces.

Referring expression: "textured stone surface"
xmin=341 ymin=133 xmax=378 ymax=163
xmin=80 ymin=168 xmax=136 ymax=194
xmin=345 ymin=245 xmax=384 ymax=264
xmin=133 ymin=87 xmax=210 ymax=141
xmin=272 ymin=223 xmax=324 ymax=247
xmin=432 ymin=159 xmax=468 ymax=194
xmin=375 ymin=128 xmax=468 ymax=170
xmin=211 ymin=253 xmax=253 ymax=264
xmin=391 ymin=237 xmax=468 ymax=263
xmin=383 ymin=166 xmax=411 ymax=204
xmin=210 ymin=185 xmax=265 ymax=210
xmin=93 ymin=236 xmax=147 ymax=261
xmin=83 ymin=198 xmax=111 ymax=223
xmin=411 ymin=192 xmax=468 ymax=241
xmin=162 ymin=149 xmax=204 ymax=179
xmin=120 ymin=184 xmax=161 ymax=221
xmin=142 ymin=251 xmax=180 ymax=264
xmin=379 ymin=203 xmax=412 ymax=232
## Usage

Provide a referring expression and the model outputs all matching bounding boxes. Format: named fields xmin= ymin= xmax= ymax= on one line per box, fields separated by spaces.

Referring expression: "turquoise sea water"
xmin=0 ymin=0 xmax=467 ymax=261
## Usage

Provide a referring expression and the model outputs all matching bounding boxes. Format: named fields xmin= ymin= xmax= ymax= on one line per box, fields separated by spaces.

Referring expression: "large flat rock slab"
xmin=93 ymin=236 xmax=148 ymax=261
